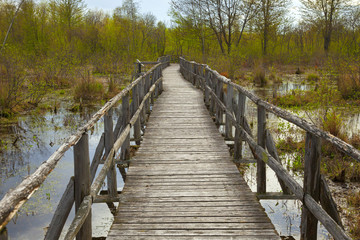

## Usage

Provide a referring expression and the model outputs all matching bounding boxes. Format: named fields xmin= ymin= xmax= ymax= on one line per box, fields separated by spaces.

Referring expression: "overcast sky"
xmin=84 ymin=0 xmax=172 ymax=24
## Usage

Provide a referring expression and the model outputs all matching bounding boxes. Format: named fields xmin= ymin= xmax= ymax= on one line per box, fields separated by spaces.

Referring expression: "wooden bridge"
xmin=107 ymin=65 xmax=278 ymax=239
xmin=0 ymin=56 xmax=358 ymax=240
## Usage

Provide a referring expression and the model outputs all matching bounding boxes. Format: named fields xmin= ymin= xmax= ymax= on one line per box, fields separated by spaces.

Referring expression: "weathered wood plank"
xmin=73 ymin=133 xmax=91 ymax=240
xmin=104 ymin=109 xmax=117 ymax=199
xmin=257 ymin=105 xmax=266 ymax=194
xmin=108 ymin=64 xmax=279 ymax=239
xmin=111 ymin=222 xmax=275 ymax=230
xmin=107 ymin=236 xmax=277 ymax=240
xmin=301 ymin=132 xmax=321 ymax=240
xmin=108 ymin=229 xmax=278 ymax=236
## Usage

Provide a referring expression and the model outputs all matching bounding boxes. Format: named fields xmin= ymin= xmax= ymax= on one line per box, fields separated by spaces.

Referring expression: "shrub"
xmin=337 ymin=73 xmax=360 ymax=100
xmin=0 ymin=48 xmax=27 ymax=113
xmin=273 ymin=90 xmax=314 ymax=107
xmin=253 ymin=66 xmax=267 ymax=86
xmin=74 ymin=69 xmax=104 ymax=101
xmin=322 ymin=110 xmax=343 ymax=138
xmin=74 ymin=81 xmax=104 ymax=101
xmin=306 ymin=73 xmax=320 ymax=82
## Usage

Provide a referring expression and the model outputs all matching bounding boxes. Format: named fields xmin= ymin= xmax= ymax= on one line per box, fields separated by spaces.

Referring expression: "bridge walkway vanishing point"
xmin=107 ymin=64 xmax=280 ymax=239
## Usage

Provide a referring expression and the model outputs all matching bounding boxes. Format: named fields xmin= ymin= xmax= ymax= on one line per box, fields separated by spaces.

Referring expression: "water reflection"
xmin=0 ymin=101 xmax=124 ymax=239
xmin=239 ymin=75 xmax=356 ymax=239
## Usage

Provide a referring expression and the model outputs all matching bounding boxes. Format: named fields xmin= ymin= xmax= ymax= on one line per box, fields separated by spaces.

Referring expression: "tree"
xmin=236 ymin=0 xmax=260 ymax=47
xmin=301 ymin=0 xmax=350 ymax=53
xmin=52 ymin=0 xmax=86 ymax=41
xmin=1 ymin=0 xmax=26 ymax=51
xmin=170 ymin=0 xmax=209 ymax=58
xmin=255 ymin=0 xmax=287 ymax=55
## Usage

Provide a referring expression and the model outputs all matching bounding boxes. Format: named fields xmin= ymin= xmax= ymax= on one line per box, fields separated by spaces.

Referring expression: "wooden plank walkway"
xmin=107 ymin=64 xmax=280 ymax=240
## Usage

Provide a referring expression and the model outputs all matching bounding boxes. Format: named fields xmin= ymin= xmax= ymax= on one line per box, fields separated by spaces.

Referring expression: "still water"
xmin=0 ymin=75 xmax=358 ymax=239
xmin=0 ymin=97 xmax=125 ymax=239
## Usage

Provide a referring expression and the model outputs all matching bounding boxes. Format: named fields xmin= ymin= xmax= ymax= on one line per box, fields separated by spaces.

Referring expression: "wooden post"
xmin=225 ymin=84 xmax=233 ymax=140
xmin=105 ymin=108 xmax=117 ymax=198
xmin=210 ymin=74 xmax=215 ymax=116
xmin=234 ymin=92 xmax=246 ymax=160
xmin=145 ymin=75 xmax=151 ymax=115
xmin=74 ymin=133 xmax=91 ymax=240
xmin=257 ymin=105 xmax=266 ymax=194
xmin=195 ymin=65 xmax=199 ymax=88
xmin=265 ymin=130 xmax=291 ymax=194
xmin=0 ymin=228 xmax=7 ymax=240
xmin=133 ymin=84 xmax=141 ymax=145
xmin=216 ymin=80 xmax=223 ymax=126
xmin=151 ymin=71 xmax=155 ymax=105
xmin=121 ymin=94 xmax=130 ymax=160
xmin=191 ymin=63 xmax=195 ymax=85
xmin=301 ymin=132 xmax=321 ymax=240
xmin=204 ymin=69 xmax=210 ymax=108
xmin=154 ymin=68 xmax=159 ymax=98
xmin=319 ymin=175 xmax=343 ymax=228
xmin=159 ymin=67 xmax=163 ymax=93
xmin=138 ymin=78 xmax=146 ymax=129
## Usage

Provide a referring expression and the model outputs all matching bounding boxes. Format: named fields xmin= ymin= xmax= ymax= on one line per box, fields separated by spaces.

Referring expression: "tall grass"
xmin=74 ymin=69 xmax=104 ymax=101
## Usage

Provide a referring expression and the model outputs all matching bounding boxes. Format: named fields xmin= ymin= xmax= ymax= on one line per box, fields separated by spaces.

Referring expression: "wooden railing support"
xmin=105 ymin=108 xmax=117 ymax=199
xmin=301 ymin=132 xmax=321 ymax=240
xmin=257 ymin=105 xmax=266 ymax=194
xmin=225 ymin=84 xmax=233 ymax=140
xmin=215 ymin=81 xmax=223 ymax=126
xmin=145 ymin=75 xmax=151 ymax=115
xmin=234 ymin=92 xmax=246 ymax=160
xmin=139 ymin=78 xmax=146 ymax=129
xmin=74 ymin=133 xmax=91 ymax=240
xmin=133 ymin=85 xmax=142 ymax=145
xmin=204 ymin=69 xmax=210 ymax=108
xmin=179 ymin=57 xmax=352 ymax=240
xmin=121 ymin=94 xmax=130 ymax=161
xmin=265 ymin=130 xmax=291 ymax=194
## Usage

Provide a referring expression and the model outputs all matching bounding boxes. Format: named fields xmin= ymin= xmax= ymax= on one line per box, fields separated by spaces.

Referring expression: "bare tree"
xmin=1 ymin=0 xmax=26 ymax=52
xmin=255 ymin=0 xmax=288 ymax=55
xmin=170 ymin=0 xmax=208 ymax=57
xmin=236 ymin=0 xmax=260 ymax=47
xmin=301 ymin=0 xmax=350 ymax=53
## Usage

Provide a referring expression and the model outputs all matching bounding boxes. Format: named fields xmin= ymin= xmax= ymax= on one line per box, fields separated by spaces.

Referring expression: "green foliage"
xmin=0 ymin=47 xmax=27 ymax=113
xmin=274 ymin=89 xmax=314 ymax=107
xmin=306 ymin=73 xmax=320 ymax=82
xmin=321 ymin=110 xmax=343 ymax=138
xmin=74 ymin=71 xmax=104 ymax=101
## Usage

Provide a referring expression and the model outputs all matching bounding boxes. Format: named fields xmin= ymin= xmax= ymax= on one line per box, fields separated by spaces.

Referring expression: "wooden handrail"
xmin=180 ymin=57 xmax=352 ymax=240
xmin=0 ymin=57 xmax=170 ymax=237
xmin=180 ymin=57 xmax=360 ymax=163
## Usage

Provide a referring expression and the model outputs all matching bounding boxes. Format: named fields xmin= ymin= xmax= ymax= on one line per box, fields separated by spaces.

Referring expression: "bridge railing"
xmin=180 ymin=57 xmax=357 ymax=240
xmin=0 ymin=56 xmax=170 ymax=239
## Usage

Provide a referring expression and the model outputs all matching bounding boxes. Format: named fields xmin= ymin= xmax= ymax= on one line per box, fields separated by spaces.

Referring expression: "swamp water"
xmin=0 ymin=75 xmax=358 ymax=239
xmin=0 ymin=99 xmax=124 ymax=239
xmin=240 ymin=74 xmax=360 ymax=239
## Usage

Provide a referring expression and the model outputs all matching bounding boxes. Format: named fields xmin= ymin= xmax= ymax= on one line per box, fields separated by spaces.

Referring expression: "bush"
xmin=273 ymin=90 xmax=314 ymax=107
xmin=337 ymin=73 xmax=360 ymax=100
xmin=322 ymin=110 xmax=343 ymax=139
xmin=0 ymin=48 xmax=27 ymax=113
xmin=306 ymin=73 xmax=320 ymax=82
xmin=74 ymin=69 xmax=104 ymax=101
xmin=253 ymin=66 xmax=267 ymax=86
xmin=74 ymin=81 xmax=104 ymax=101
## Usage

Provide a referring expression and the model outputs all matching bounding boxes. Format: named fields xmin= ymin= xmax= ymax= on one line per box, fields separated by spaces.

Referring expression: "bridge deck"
xmin=107 ymin=65 xmax=279 ymax=240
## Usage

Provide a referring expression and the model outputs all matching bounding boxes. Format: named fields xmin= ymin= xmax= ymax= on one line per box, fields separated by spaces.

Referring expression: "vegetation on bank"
xmin=0 ymin=0 xmax=166 ymax=118
xmin=1 ymin=0 xmax=360 ymax=238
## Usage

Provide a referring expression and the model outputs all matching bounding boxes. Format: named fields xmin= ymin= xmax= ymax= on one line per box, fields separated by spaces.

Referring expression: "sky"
xmin=84 ymin=0 xmax=172 ymax=24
